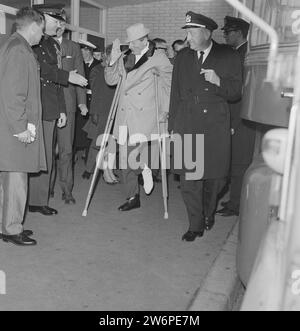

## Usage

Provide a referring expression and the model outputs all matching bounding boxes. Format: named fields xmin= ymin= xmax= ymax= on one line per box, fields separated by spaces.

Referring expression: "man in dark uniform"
xmin=216 ymin=16 xmax=256 ymax=217
xmin=28 ymin=4 xmax=87 ymax=216
xmin=169 ymin=11 xmax=242 ymax=241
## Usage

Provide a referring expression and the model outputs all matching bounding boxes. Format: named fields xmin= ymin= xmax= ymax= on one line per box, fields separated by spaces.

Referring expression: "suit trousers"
xmin=0 ymin=172 xmax=27 ymax=235
xmin=29 ymin=120 xmax=55 ymax=206
xmin=57 ymin=112 xmax=75 ymax=196
xmin=180 ymin=176 xmax=225 ymax=232
xmin=119 ymin=141 xmax=159 ymax=199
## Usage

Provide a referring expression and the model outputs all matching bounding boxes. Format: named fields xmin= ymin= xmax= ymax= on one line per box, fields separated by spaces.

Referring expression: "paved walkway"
xmin=0 ymin=160 xmax=236 ymax=311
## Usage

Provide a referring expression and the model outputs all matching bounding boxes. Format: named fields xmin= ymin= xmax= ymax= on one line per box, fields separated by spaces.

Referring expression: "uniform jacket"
xmin=33 ymin=35 xmax=69 ymax=121
xmin=230 ymin=41 xmax=256 ymax=165
xmin=105 ymin=41 xmax=173 ymax=144
xmin=169 ymin=41 xmax=242 ymax=179
xmin=60 ymin=38 xmax=86 ymax=113
xmin=0 ymin=33 xmax=46 ymax=172
xmin=84 ymin=58 xmax=101 ymax=107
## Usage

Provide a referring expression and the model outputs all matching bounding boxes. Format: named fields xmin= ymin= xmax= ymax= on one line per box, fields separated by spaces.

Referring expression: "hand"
xmin=110 ymin=39 xmax=122 ymax=65
xmin=69 ymin=70 xmax=88 ymax=87
xmin=91 ymin=114 xmax=99 ymax=125
xmin=27 ymin=123 xmax=36 ymax=142
xmin=57 ymin=113 xmax=67 ymax=128
xmin=78 ymin=104 xmax=88 ymax=116
xmin=14 ymin=130 xmax=33 ymax=144
xmin=200 ymin=69 xmax=220 ymax=87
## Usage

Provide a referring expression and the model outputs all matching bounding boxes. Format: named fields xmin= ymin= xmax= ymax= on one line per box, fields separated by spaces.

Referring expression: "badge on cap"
xmin=186 ymin=15 xmax=192 ymax=23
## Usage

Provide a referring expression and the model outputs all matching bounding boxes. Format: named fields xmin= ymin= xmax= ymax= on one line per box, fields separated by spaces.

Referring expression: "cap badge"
xmin=186 ymin=15 xmax=192 ymax=23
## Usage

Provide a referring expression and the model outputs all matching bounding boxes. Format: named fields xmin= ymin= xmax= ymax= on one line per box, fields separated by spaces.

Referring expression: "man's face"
xmin=56 ymin=21 xmax=66 ymax=38
xmin=81 ymin=48 xmax=93 ymax=63
xmin=129 ymin=37 xmax=147 ymax=55
xmin=223 ymin=29 xmax=240 ymax=47
xmin=30 ymin=21 xmax=45 ymax=46
xmin=186 ymin=27 xmax=211 ymax=51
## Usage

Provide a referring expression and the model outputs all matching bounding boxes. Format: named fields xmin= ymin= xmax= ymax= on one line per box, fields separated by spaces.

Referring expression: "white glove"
xmin=110 ymin=39 xmax=122 ymax=65
xmin=200 ymin=69 xmax=221 ymax=87
xmin=27 ymin=123 xmax=36 ymax=142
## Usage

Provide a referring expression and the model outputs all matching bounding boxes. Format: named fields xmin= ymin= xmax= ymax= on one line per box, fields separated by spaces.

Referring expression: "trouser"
xmin=0 ymin=172 xmax=27 ymax=235
xmin=29 ymin=120 xmax=55 ymax=206
xmin=180 ymin=177 xmax=225 ymax=232
xmin=57 ymin=112 xmax=75 ymax=196
xmin=119 ymin=141 xmax=159 ymax=199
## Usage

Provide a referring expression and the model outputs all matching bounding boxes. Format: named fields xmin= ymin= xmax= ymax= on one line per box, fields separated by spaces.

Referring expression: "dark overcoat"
xmin=0 ymin=33 xmax=46 ymax=172
xmin=168 ymin=41 xmax=242 ymax=180
xmin=230 ymin=41 xmax=256 ymax=165
xmin=33 ymin=35 xmax=68 ymax=121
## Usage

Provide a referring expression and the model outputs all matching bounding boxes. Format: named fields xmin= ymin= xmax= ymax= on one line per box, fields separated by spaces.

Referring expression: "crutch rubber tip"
xmin=164 ymin=212 xmax=168 ymax=219
xmin=82 ymin=210 xmax=88 ymax=217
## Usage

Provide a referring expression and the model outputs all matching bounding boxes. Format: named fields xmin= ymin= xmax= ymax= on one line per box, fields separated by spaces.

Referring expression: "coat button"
xmin=121 ymin=108 xmax=124 ymax=111
xmin=203 ymin=109 xmax=208 ymax=113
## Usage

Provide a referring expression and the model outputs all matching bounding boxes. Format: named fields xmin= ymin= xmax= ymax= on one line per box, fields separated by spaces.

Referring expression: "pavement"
xmin=0 ymin=159 xmax=239 ymax=311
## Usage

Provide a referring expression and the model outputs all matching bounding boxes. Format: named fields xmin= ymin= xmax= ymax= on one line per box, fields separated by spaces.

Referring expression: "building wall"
xmin=106 ymin=0 xmax=234 ymax=46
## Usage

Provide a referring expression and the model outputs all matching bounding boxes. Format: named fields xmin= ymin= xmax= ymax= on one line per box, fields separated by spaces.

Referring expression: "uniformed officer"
xmin=216 ymin=16 xmax=256 ymax=217
xmin=28 ymin=4 xmax=87 ymax=216
xmin=169 ymin=11 xmax=243 ymax=241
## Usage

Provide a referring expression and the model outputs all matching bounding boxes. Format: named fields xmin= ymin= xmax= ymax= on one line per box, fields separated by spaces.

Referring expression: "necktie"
xmin=198 ymin=51 xmax=204 ymax=70
xmin=54 ymin=43 xmax=62 ymax=69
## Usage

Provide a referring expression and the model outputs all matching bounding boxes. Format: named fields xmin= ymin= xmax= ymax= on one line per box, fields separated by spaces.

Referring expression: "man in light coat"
xmin=105 ymin=23 xmax=173 ymax=211
xmin=0 ymin=7 xmax=46 ymax=246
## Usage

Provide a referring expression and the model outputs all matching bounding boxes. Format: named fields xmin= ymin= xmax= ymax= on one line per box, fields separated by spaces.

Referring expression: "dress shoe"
xmin=82 ymin=171 xmax=92 ymax=180
xmin=216 ymin=207 xmax=239 ymax=217
xmin=0 ymin=229 xmax=33 ymax=239
xmin=2 ymin=233 xmax=37 ymax=246
xmin=205 ymin=216 xmax=215 ymax=231
xmin=118 ymin=195 xmax=140 ymax=211
xmin=182 ymin=230 xmax=204 ymax=242
xmin=29 ymin=205 xmax=58 ymax=216
xmin=142 ymin=165 xmax=153 ymax=194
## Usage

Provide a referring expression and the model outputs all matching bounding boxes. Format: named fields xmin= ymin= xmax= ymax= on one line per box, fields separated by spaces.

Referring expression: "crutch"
xmin=153 ymin=70 xmax=169 ymax=219
xmin=82 ymin=75 xmax=123 ymax=217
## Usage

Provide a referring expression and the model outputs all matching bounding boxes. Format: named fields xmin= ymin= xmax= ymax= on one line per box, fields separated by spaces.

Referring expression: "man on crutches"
xmin=104 ymin=23 xmax=173 ymax=212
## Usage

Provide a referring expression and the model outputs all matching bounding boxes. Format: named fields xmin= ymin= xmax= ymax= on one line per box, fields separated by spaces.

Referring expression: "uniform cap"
xmin=182 ymin=11 xmax=218 ymax=31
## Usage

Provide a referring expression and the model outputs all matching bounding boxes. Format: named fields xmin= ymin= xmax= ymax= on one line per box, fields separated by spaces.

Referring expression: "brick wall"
xmin=106 ymin=0 xmax=234 ymax=46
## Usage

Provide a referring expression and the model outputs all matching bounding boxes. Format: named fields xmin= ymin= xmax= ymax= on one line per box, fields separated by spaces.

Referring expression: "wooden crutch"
xmin=153 ymin=70 xmax=169 ymax=219
xmin=82 ymin=75 xmax=123 ymax=217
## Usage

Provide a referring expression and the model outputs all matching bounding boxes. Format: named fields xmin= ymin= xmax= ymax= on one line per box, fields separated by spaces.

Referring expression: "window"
xmin=79 ymin=0 xmax=103 ymax=33
xmin=250 ymin=0 xmax=300 ymax=47
xmin=0 ymin=0 xmax=32 ymax=9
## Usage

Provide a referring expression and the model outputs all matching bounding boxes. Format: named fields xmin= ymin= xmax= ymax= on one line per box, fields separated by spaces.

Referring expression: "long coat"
xmin=60 ymin=38 xmax=86 ymax=113
xmin=105 ymin=42 xmax=173 ymax=144
xmin=33 ymin=35 xmax=69 ymax=121
xmin=230 ymin=42 xmax=256 ymax=165
xmin=168 ymin=41 xmax=242 ymax=180
xmin=0 ymin=33 xmax=46 ymax=173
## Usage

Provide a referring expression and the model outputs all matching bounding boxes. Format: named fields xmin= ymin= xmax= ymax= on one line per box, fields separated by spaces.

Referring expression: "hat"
xmin=182 ymin=11 xmax=218 ymax=31
xmin=78 ymin=39 xmax=97 ymax=50
xmin=33 ymin=4 xmax=66 ymax=21
xmin=125 ymin=23 xmax=150 ymax=43
xmin=221 ymin=16 xmax=250 ymax=33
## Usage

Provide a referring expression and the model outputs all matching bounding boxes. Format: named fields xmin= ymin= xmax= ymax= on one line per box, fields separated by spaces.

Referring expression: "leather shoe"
xmin=216 ymin=207 xmax=239 ymax=217
xmin=182 ymin=230 xmax=204 ymax=242
xmin=2 ymin=233 xmax=37 ymax=246
xmin=118 ymin=195 xmax=140 ymax=211
xmin=205 ymin=216 xmax=215 ymax=231
xmin=0 ymin=229 xmax=33 ymax=239
xmin=29 ymin=205 xmax=58 ymax=216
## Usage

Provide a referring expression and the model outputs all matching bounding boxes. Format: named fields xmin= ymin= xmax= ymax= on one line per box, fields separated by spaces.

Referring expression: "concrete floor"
xmin=0 ymin=159 xmax=236 ymax=311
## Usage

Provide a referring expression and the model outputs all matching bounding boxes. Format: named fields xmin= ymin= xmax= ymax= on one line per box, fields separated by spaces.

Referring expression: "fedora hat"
xmin=125 ymin=23 xmax=150 ymax=43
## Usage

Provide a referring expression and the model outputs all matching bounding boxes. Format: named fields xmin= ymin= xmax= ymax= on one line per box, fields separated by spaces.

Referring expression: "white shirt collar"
xmin=135 ymin=42 xmax=149 ymax=63
xmin=86 ymin=58 xmax=94 ymax=67
xmin=197 ymin=42 xmax=213 ymax=63
xmin=57 ymin=36 xmax=63 ymax=44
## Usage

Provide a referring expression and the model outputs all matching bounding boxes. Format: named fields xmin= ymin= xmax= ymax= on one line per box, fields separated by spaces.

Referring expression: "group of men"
xmin=0 ymin=4 xmax=254 ymax=246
